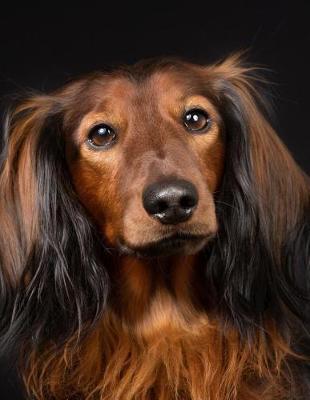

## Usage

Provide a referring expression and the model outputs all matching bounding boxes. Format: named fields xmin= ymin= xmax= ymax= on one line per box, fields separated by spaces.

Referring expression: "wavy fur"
xmin=0 ymin=54 xmax=309 ymax=399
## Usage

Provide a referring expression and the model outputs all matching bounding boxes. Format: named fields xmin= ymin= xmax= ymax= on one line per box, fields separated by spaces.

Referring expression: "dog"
xmin=0 ymin=54 xmax=309 ymax=399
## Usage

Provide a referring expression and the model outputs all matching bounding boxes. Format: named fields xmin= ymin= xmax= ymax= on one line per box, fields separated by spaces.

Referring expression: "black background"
xmin=0 ymin=1 xmax=309 ymax=398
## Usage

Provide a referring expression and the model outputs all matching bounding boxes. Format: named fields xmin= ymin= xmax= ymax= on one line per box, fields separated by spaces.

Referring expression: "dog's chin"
xmin=117 ymin=233 xmax=214 ymax=258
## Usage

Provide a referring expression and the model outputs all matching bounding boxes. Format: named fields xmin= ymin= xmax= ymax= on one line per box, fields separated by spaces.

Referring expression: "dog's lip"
xmin=117 ymin=232 xmax=213 ymax=258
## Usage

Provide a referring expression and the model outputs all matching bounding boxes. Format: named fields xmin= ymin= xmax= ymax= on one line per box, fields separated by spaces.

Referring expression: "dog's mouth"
xmin=118 ymin=232 xmax=212 ymax=258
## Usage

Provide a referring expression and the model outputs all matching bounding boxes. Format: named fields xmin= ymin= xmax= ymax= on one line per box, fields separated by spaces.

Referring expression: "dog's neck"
xmin=108 ymin=253 xmax=205 ymax=327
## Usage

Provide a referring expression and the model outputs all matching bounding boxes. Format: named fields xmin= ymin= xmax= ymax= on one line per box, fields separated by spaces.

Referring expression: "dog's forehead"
xmin=90 ymin=67 xmax=204 ymax=111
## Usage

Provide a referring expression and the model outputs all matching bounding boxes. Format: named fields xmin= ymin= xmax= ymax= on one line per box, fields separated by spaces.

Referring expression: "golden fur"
xmin=0 ymin=54 xmax=309 ymax=399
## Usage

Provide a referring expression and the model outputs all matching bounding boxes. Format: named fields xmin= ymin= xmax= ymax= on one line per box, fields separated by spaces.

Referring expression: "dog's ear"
xmin=201 ymin=54 xmax=309 ymax=332
xmin=0 ymin=92 xmax=109 ymax=352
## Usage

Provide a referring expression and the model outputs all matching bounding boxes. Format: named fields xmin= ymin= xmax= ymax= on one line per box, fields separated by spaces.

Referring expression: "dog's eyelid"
xmin=184 ymin=104 xmax=208 ymax=113
xmin=88 ymin=120 xmax=118 ymax=132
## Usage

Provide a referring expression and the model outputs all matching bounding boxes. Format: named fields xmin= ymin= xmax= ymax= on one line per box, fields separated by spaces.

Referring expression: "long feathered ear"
xmin=202 ymin=54 xmax=310 ymax=334
xmin=0 ymin=94 xmax=109 ymax=353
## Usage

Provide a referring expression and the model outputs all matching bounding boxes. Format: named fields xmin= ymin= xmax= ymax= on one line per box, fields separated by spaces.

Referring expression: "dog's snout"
xmin=142 ymin=179 xmax=198 ymax=225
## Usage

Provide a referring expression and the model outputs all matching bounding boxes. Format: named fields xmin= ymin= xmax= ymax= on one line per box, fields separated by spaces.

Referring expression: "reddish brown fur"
xmin=1 ymin=54 xmax=309 ymax=399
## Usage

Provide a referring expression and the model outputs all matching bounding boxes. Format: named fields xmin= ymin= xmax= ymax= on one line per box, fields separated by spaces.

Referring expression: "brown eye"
xmin=87 ymin=124 xmax=117 ymax=149
xmin=183 ymin=108 xmax=210 ymax=132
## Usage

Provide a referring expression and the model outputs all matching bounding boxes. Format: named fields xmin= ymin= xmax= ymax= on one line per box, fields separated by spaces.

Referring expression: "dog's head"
xmin=67 ymin=60 xmax=226 ymax=258
xmin=0 ymin=54 xmax=309 ymax=348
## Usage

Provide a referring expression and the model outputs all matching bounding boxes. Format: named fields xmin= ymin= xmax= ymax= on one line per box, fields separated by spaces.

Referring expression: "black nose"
xmin=142 ymin=179 xmax=199 ymax=225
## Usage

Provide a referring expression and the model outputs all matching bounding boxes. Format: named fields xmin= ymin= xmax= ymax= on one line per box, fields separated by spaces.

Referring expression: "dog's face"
xmin=66 ymin=67 xmax=225 ymax=257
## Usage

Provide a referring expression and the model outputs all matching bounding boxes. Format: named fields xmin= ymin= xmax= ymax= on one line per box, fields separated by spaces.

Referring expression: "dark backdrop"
xmin=0 ymin=1 xmax=309 ymax=399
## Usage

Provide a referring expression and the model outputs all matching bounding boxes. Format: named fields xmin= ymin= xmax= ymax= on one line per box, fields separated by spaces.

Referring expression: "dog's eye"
xmin=87 ymin=124 xmax=117 ymax=149
xmin=183 ymin=109 xmax=210 ymax=132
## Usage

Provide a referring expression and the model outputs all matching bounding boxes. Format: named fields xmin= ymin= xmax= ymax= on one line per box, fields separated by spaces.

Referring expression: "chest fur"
xmin=74 ymin=292 xmax=285 ymax=400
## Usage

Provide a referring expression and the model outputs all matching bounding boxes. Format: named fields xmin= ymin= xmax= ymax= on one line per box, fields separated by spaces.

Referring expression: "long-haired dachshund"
xmin=0 ymin=54 xmax=309 ymax=400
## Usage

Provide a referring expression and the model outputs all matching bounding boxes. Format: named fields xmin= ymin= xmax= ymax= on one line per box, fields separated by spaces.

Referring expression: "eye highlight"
xmin=183 ymin=108 xmax=210 ymax=132
xmin=87 ymin=124 xmax=117 ymax=149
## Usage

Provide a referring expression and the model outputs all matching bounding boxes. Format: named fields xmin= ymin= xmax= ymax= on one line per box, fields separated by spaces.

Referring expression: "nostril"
xmin=156 ymin=199 xmax=169 ymax=214
xmin=180 ymin=194 xmax=197 ymax=210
